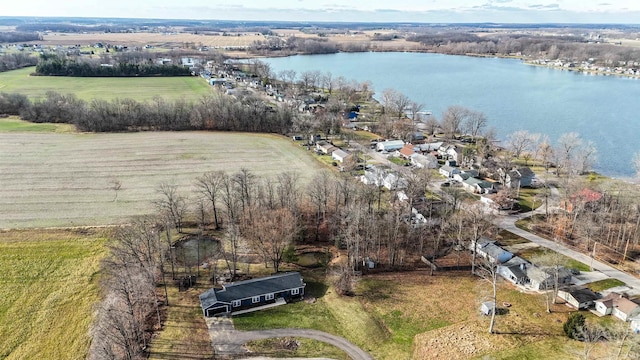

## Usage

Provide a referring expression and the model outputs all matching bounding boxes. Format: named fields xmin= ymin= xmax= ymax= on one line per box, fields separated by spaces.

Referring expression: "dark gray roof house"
xmin=558 ymin=287 xmax=600 ymax=310
xmin=497 ymin=256 xmax=530 ymax=285
xmin=200 ymin=272 xmax=306 ymax=317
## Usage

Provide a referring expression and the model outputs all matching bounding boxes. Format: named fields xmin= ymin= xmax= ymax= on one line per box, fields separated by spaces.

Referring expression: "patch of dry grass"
xmin=147 ymin=284 xmax=214 ymax=360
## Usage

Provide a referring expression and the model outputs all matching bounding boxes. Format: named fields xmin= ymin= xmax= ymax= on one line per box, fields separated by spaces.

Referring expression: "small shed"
xmin=481 ymin=301 xmax=496 ymax=316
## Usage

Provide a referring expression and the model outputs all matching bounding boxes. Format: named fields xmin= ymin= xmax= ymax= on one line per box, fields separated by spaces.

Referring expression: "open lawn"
xmin=232 ymin=269 xmax=599 ymax=359
xmin=0 ymin=67 xmax=212 ymax=101
xmin=0 ymin=131 xmax=323 ymax=228
xmin=0 ymin=228 xmax=107 ymax=360
xmin=0 ymin=116 xmax=75 ymax=133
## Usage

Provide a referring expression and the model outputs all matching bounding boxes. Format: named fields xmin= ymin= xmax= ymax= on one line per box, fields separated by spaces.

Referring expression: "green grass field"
xmin=0 ymin=67 xmax=212 ymax=101
xmin=0 ymin=116 xmax=75 ymax=133
xmin=0 ymin=228 xmax=107 ymax=360
xmin=0 ymin=131 xmax=323 ymax=228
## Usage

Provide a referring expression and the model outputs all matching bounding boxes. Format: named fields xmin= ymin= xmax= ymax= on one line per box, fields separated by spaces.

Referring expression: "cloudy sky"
xmin=1 ymin=0 xmax=639 ymax=23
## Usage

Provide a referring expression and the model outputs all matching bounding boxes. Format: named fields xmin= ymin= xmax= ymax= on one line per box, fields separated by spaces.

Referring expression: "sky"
xmin=1 ymin=0 xmax=640 ymax=24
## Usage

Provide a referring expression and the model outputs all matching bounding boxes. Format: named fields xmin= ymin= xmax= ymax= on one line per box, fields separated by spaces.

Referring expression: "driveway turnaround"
xmin=206 ymin=317 xmax=374 ymax=360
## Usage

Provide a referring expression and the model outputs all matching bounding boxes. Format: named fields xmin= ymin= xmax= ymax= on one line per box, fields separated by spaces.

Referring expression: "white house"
xmin=595 ymin=293 xmax=640 ymax=321
xmin=383 ymin=173 xmax=407 ymax=190
xmin=497 ymin=256 xmax=529 ymax=285
xmin=410 ymin=153 xmax=438 ymax=169
xmin=526 ymin=266 xmax=572 ymax=291
xmin=377 ymin=140 xmax=405 ymax=152
xmin=469 ymin=237 xmax=513 ymax=264
xmin=331 ymin=149 xmax=351 ymax=163
xmin=439 ymin=165 xmax=460 ymax=178
xmin=557 ymin=288 xmax=599 ymax=310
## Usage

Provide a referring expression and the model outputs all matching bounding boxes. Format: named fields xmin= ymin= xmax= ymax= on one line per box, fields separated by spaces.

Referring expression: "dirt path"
xmin=206 ymin=317 xmax=374 ymax=360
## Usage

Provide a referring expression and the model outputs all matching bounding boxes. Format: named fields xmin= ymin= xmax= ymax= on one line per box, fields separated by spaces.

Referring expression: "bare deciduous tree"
xmin=195 ymin=171 xmax=225 ymax=229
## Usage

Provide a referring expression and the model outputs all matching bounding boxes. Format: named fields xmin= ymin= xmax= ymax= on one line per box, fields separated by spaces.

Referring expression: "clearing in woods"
xmin=0 ymin=67 xmax=212 ymax=101
xmin=0 ymin=131 xmax=322 ymax=228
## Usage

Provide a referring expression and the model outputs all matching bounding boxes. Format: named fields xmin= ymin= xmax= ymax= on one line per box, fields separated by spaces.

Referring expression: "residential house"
xmin=361 ymin=166 xmax=384 ymax=186
xmin=595 ymin=293 xmax=640 ymax=321
xmin=410 ymin=153 xmax=438 ymax=169
xmin=438 ymin=144 xmax=464 ymax=164
xmin=470 ymin=237 xmax=513 ymax=264
xmin=557 ymin=287 xmax=600 ymax=309
xmin=398 ymin=144 xmax=416 ymax=159
xmin=377 ymin=140 xmax=405 ymax=152
xmin=526 ymin=266 xmax=573 ymax=291
xmin=462 ymin=177 xmax=496 ymax=194
xmin=498 ymin=167 xmax=536 ymax=189
xmin=453 ymin=169 xmax=479 ymax=183
xmin=332 ymin=149 xmax=351 ymax=163
xmin=418 ymin=142 xmax=443 ymax=153
xmin=199 ymin=272 xmax=306 ymax=317
xmin=316 ymin=141 xmax=337 ymax=155
xmin=497 ymin=256 xmax=530 ymax=285
xmin=383 ymin=173 xmax=407 ymax=190
xmin=439 ymin=164 xmax=461 ymax=178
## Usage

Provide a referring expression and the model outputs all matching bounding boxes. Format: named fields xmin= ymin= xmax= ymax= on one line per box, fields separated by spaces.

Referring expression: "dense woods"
xmin=0 ymin=53 xmax=38 ymax=72
xmin=0 ymin=31 xmax=41 ymax=43
xmin=35 ymin=54 xmax=192 ymax=77
xmin=0 ymin=91 xmax=295 ymax=133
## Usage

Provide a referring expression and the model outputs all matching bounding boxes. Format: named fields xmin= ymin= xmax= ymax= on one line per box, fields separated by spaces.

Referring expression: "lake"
xmin=262 ymin=52 xmax=640 ymax=179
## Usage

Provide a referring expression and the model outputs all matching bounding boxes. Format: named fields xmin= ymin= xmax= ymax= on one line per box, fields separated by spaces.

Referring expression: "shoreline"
xmin=234 ymin=48 xmax=640 ymax=81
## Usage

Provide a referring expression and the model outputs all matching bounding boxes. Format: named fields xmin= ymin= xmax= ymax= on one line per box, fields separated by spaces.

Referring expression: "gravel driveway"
xmin=206 ymin=316 xmax=374 ymax=360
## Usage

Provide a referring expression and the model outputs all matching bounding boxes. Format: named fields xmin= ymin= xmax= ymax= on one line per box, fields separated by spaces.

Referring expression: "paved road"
xmin=206 ymin=317 xmax=374 ymax=360
xmin=493 ymin=214 xmax=640 ymax=294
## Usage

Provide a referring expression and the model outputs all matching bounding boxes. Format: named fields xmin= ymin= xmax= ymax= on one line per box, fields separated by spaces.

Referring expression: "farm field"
xmin=0 ymin=67 xmax=212 ymax=101
xmin=0 ymin=228 xmax=107 ymax=360
xmin=0 ymin=131 xmax=323 ymax=228
xmin=40 ymin=31 xmax=266 ymax=48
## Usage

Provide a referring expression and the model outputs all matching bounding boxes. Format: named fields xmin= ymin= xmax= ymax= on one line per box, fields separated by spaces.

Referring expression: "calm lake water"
xmin=262 ymin=52 xmax=640 ymax=179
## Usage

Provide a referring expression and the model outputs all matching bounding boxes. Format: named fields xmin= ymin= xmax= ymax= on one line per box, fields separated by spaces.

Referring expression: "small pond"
xmin=174 ymin=236 xmax=220 ymax=265
xmin=295 ymin=251 xmax=331 ymax=268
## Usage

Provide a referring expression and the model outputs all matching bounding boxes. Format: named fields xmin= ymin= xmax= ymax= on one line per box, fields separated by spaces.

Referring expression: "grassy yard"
xmin=232 ymin=269 xmax=595 ymax=359
xmin=0 ymin=228 xmax=107 ymax=360
xmin=0 ymin=116 xmax=75 ymax=133
xmin=147 ymin=284 xmax=214 ymax=360
xmin=0 ymin=67 xmax=212 ymax=101
xmin=0 ymin=131 xmax=323 ymax=228
xmin=587 ymin=278 xmax=626 ymax=292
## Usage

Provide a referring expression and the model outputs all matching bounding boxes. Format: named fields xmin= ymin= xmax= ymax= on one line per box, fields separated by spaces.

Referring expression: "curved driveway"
xmin=206 ymin=317 xmax=374 ymax=360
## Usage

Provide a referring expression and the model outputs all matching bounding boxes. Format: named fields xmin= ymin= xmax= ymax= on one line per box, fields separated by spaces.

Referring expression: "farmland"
xmin=0 ymin=130 xmax=323 ymax=228
xmin=0 ymin=67 xmax=212 ymax=101
xmin=0 ymin=228 xmax=107 ymax=360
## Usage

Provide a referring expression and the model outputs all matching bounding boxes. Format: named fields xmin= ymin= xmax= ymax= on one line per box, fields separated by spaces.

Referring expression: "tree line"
xmin=35 ymin=54 xmax=192 ymax=77
xmin=0 ymin=91 xmax=295 ymax=133
xmin=0 ymin=53 xmax=38 ymax=72
xmin=0 ymin=31 xmax=41 ymax=43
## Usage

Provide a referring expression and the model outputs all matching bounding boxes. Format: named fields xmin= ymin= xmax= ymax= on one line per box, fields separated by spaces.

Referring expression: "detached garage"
xmin=199 ymin=272 xmax=306 ymax=317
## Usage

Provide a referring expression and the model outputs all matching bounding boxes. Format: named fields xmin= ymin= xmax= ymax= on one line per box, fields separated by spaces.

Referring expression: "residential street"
xmin=493 ymin=213 xmax=640 ymax=295
xmin=351 ymin=140 xmax=640 ymax=293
